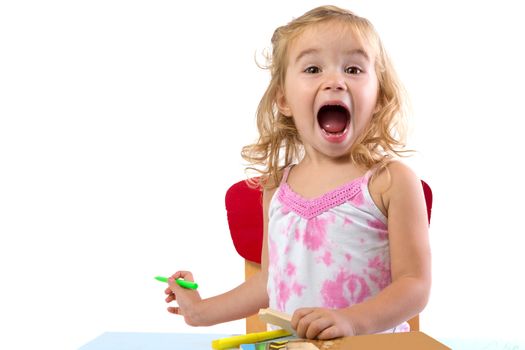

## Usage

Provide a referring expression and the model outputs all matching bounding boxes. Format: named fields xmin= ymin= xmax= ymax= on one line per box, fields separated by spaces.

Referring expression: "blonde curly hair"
xmin=242 ymin=5 xmax=410 ymax=189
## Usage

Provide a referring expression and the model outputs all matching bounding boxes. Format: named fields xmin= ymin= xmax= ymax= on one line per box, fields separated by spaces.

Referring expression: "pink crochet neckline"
xmin=277 ymin=169 xmax=366 ymax=219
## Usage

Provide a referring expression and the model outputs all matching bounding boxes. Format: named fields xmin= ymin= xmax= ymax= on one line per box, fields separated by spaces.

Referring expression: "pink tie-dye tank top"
xmin=267 ymin=166 xmax=409 ymax=333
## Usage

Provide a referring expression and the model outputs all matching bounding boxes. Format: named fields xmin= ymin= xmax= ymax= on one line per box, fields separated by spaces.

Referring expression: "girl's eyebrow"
xmin=294 ymin=48 xmax=320 ymax=63
xmin=347 ymin=48 xmax=370 ymax=62
xmin=294 ymin=48 xmax=370 ymax=63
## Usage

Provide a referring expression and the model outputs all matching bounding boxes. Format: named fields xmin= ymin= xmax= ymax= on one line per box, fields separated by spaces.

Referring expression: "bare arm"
xmin=341 ymin=162 xmax=431 ymax=334
xmin=165 ymin=187 xmax=276 ymax=326
xmin=167 ymin=270 xmax=268 ymax=326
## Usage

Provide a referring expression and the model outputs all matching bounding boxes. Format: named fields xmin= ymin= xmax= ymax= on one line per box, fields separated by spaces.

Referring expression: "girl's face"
xmin=277 ymin=21 xmax=379 ymax=161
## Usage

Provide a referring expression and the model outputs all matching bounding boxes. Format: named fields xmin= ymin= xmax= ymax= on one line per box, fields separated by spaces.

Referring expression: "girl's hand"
xmin=164 ymin=270 xmax=202 ymax=326
xmin=291 ymin=307 xmax=356 ymax=340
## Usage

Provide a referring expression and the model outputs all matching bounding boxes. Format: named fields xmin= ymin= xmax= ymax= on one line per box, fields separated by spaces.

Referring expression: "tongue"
xmin=318 ymin=106 xmax=348 ymax=133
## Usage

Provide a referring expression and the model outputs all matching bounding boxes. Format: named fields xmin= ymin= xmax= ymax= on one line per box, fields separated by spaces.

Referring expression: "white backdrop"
xmin=1 ymin=1 xmax=524 ymax=349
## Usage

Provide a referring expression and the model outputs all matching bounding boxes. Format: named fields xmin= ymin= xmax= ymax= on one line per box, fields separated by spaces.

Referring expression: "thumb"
xmin=171 ymin=271 xmax=195 ymax=282
xmin=168 ymin=276 xmax=198 ymax=291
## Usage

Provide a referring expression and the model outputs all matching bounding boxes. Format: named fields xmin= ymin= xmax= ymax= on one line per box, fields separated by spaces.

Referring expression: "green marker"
xmin=155 ymin=276 xmax=198 ymax=290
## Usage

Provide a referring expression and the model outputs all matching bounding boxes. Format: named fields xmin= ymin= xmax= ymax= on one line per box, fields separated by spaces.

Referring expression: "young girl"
xmin=164 ymin=5 xmax=431 ymax=339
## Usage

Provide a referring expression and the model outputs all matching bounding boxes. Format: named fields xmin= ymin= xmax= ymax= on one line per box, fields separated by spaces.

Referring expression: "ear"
xmin=276 ymin=88 xmax=292 ymax=117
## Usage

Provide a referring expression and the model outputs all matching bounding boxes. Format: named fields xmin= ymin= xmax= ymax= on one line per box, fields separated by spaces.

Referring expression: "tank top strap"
xmin=363 ymin=161 xmax=388 ymax=184
xmin=280 ymin=165 xmax=294 ymax=185
xmin=363 ymin=167 xmax=375 ymax=183
xmin=363 ymin=159 xmax=395 ymax=184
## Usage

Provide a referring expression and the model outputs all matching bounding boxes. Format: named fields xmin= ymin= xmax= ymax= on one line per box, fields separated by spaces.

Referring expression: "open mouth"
xmin=317 ymin=104 xmax=351 ymax=137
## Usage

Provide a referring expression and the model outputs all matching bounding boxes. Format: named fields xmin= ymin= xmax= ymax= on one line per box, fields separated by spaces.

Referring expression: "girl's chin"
xmin=312 ymin=142 xmax=354 ymax=159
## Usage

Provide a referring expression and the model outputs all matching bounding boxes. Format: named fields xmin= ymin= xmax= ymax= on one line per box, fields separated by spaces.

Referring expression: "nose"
xmin=321 ymin=71 xmax=347 ymax=91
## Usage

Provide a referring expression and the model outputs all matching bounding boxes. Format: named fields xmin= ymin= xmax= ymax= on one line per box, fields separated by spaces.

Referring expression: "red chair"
xmin=226 ymin=178 xmax=433 ymax=333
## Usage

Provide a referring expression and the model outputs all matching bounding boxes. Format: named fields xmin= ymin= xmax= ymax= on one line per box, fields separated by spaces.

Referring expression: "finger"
xmin=305 ymin=317 xmax=332 ymax=339
xmin=295 ymin=312 xmax=321 ymax=338
xmin=292 ymin=308 xmax=318 ymax=337
xmin=293 ymin=307 xmax=316 ymax=318
xmin=168 ymin=277 xmax=183 ymax=291
xmin=291 ymin=307 xmax=315 ymax=329
xmin=167 ymin=306 xmax=182 ymax=315
xmin=168 ymin=272 xmax=196 ymax=292
xmin=170 ymin=271 xmax=195 ymax=282
xmin=165 ymin=293 xmax=175 ymax=303
xmin=165 ymin=287 xmax=173 ymax=295
xmin=316 ymin=325 xmax=339 ymax=340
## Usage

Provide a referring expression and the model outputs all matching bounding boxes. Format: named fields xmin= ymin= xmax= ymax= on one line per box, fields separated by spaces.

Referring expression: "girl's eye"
xmin=345 ymin=66 xmax=362 ymax=74
xmin=304 ymin=66 xmax=320 ymax=74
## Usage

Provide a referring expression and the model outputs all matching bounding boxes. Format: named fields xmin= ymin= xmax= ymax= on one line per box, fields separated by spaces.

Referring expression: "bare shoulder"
xmin=261 ymin=186 xmax=278 ymax=272
xmin=262 ymin=186 xmax=278 ymax=212
xmin=369 ymin=160 xmax=423 ymax=216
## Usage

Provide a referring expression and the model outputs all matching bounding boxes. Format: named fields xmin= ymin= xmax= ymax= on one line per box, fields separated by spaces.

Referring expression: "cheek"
xmin=284 ymin=82 xmax=306 ymax=106
xmin=356 ymin=84 xmax=379 ymax=120
xmin=292 ymin=116 xmax=310 ymax=135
